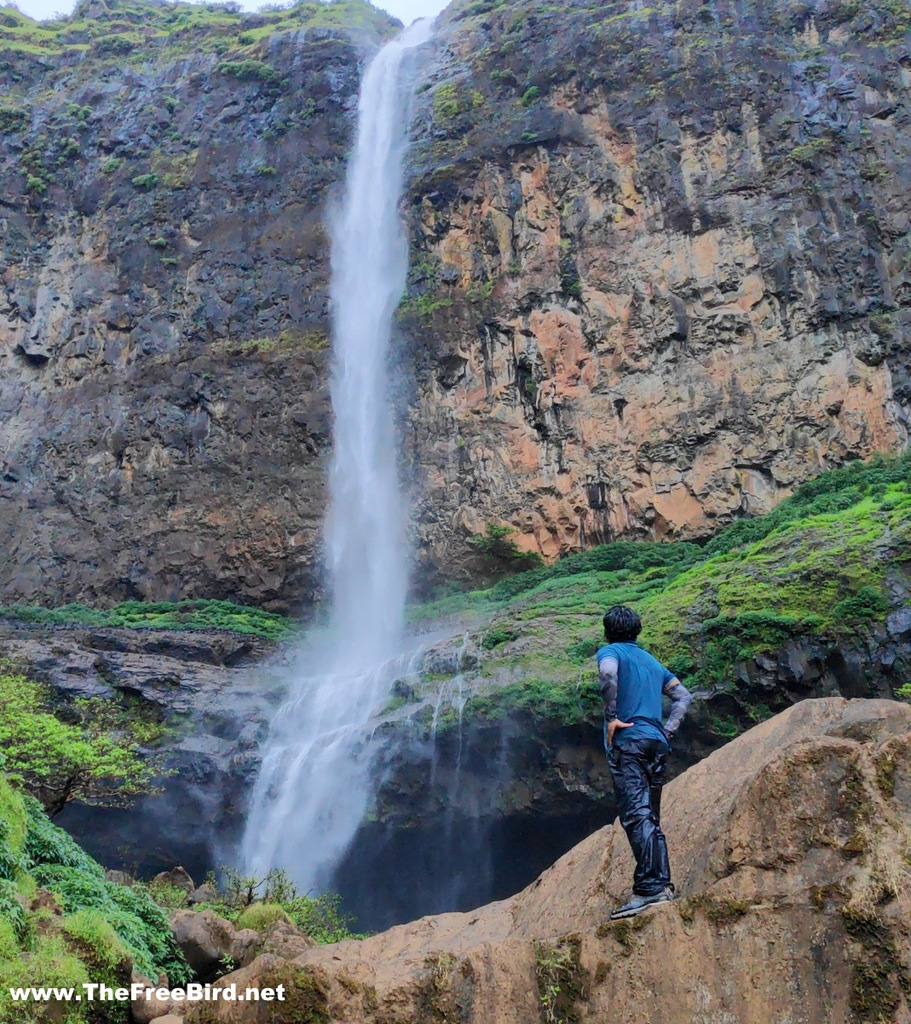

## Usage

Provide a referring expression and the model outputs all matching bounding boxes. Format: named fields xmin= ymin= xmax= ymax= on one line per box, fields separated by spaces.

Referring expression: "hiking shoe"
xmin=609 ymin=887 xmax=675 ymax=920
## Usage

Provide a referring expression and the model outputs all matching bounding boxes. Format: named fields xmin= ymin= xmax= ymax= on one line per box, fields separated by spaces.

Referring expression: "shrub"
xmin=0 ymin=934 xmax=89 ymax=1023
xmin=0 ymin=674 xmax=164 ymax=817
xmin=216 ymin=59 xmax=286 ymax=89
xmin=131 ymin=172 xmax=158 ymax=190
xmin=0 ymin=107 xmax=27 ymax=133
xmin=93 ymin=34 xmax=135 ymax=55
xmin=61 ymin=910 xmax=130 ymax=974
xmin=236 ymin=902 xmax=290 ymax=931
xmin=471 ymin=524 xmax=544 ymax=571
xmin=831 ymin=586 xmax=891 ymax=624
xmin=520 ymin=85 xmax=540 ymax=106
xmin=481 ymin=627 xmax=518 ymax=650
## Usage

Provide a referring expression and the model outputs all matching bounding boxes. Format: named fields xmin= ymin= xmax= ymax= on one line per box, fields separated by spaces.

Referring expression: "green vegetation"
xmin=0 ymin=107 xmax=27 ymax=133
xmin=789 ymin=137 xmax=834 ymax=166
xmin=0 ymin=670 xmax=165 ymax=817
xmin=0 ymin=0 xmax=396 ymax=63
xmin=237 ymin=328 xmax=328 ymax=355
xmin=433 ymin=82 xmax=461 ymax=122
xmin=216 ymin=58 xmax=286 ymax=90
xmin=0 ymin=772 xmax=189 ymax=1022
xmin=130 ymin=172 xmax=158 ymax=190
xmin=409 ymin=453 xmax=911 ymax=730
xmin=0 ymin=598 xmax=293 ymax=640
xmin=520 ymin=85 xmax=540 ymax=106
xmin=534 ymin=937 xmax=586 ymax=1024
xmin=471 ymin=524 xmax=545 ymax=573
xmin=161 ymin=867 xmax=365 ymax=945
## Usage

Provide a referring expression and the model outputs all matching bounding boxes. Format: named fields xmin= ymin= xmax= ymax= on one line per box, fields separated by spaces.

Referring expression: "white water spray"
xmin=241 ymin=20 xmax=432 ymax=889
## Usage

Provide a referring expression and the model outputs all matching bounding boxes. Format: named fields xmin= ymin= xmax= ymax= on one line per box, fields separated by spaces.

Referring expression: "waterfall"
xmin=241 ymin=20 xmax=432 ymax=890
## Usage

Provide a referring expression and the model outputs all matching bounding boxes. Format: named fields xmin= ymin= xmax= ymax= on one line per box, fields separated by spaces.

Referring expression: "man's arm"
xmin=663 ymin=678 xmax=692 ymax=736
xmin=599 ymin=655 xmax=634 ymax=746
xmin=598 ymin=655 xmax=619 ymax=722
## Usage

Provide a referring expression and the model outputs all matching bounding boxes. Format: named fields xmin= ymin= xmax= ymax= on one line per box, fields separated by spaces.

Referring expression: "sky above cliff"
xmin=16 ymin=0 xmax=448 ymax=24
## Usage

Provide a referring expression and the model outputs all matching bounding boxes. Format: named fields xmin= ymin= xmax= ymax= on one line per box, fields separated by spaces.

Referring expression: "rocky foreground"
xmin=158 ymin=697 xmax=911 ymax=1024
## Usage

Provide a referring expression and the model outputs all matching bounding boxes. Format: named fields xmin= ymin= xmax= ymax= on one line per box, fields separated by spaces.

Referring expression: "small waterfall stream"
xmin=241 ymin=20 xmax=433 ymax=891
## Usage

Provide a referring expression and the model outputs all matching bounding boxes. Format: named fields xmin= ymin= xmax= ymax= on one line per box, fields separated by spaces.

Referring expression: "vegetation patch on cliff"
xmin=0 ymin=598 xmax=293 ymax=640
xmin=410 ymin=454 xmax=911 ymax=734
xmin=0 ymin=0 xmax=396 ymax=65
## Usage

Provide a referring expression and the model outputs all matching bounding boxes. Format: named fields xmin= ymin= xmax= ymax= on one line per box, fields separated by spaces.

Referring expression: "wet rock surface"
xmin=0 ymin=622 xmax=286 ymax=876
xmin=0 ymin=10 xmax=393 ymax=611
xmin=5 ymin=617 xmax=906 ymax=929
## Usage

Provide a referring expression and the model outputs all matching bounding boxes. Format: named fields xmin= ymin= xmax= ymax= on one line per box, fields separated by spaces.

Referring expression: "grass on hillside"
xmin=408 ymin=453 xmax=911 ymax=729
xmin=0 ymin=771 xmax=190 ymax=1022
xmin=0 ymin=598 xmax=294 ymax=641
xmin=0 ymin=0 xmax=396 ymax=63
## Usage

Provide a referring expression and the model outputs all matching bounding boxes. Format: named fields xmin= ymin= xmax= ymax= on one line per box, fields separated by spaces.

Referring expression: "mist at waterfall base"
xmin=240 ymin=21 xmax=433 ymax=893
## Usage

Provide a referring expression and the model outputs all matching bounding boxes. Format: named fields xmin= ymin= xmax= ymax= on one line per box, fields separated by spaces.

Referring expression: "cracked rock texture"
xmin=400 ymin=0 xmax=911 ymax=586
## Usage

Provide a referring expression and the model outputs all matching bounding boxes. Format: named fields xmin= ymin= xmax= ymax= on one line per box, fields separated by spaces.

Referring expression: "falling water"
xmin=241 ymin=20 xmax=433 ymax=890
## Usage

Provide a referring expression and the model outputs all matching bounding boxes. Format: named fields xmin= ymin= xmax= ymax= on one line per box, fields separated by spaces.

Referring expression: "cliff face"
xmin=1 ymin=0 xmax=910 ymax=606
xmin=401 ymin=0 xmax=911 ymax=584
xmin=0 ymin=0 xmax=396 ymax=610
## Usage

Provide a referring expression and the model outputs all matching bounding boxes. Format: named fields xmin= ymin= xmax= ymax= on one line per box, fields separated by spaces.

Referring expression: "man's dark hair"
xmin=603 ymin=605 xmax=642 ymax=643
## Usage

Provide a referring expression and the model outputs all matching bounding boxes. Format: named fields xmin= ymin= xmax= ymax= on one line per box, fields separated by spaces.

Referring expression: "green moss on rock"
xmin=236 ymin=902 xmax=292 ymax=932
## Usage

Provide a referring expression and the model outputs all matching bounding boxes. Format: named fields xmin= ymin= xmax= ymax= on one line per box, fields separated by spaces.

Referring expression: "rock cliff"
xmin=1 ymin=0 xmax=910 ymax=604
xmin=185 ymin=697 xmax=911 ymax=1024
xmin=400 ymin=0 xmax=911 ymax=585
xmin=0 ymin=0 xmax=396 ymax=610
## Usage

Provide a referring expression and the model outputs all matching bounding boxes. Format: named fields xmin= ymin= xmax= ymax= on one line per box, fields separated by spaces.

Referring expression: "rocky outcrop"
xmin=6 ymin=614 xmax=906 ymax=931
xmin=399 ymin=0 xmax=911 ymax=585
xmin=185 ymin=698 xmax=911 ymax=1023
xmin=169 ymin=909 xmax=258 ymax=981
xmin=333 ymin=625 xmax=906 ymax=930
xmin=0 ymin=621 xmax=285 ymax=876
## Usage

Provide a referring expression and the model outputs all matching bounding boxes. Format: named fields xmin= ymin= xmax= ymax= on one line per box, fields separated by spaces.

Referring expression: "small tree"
xmin=0 ymin=670 xmax=164 ymax=817
xmin=471 ymin=524 xmax=544 ymax=571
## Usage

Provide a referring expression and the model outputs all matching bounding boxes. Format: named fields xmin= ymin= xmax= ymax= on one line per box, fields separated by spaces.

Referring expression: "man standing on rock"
xmin=597 ymin=605 xmax=692 ymax=919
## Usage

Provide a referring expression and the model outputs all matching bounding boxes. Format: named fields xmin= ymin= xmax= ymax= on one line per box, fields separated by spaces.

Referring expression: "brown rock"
xmin=237 ymin=921 xmax=315 ymax=967
xmin=231 ymin=928 xmax=262 ymax=967
xmin=187 ymin=883 xmax=219 ymax=906
xmin=169 ymin=909 xmax=239 ymax=983
xmin=131 ymin=971 xmax=177 ymax=1024
xmin=253 ymin=698 xmax=911 ymax=1023
xmin=148 ymin=1017 xmax=184 ymax=1024
xmin=183 ymin=955 xmax=329 ymax=1024
xmin=153 ymin=867 xmax=195 ymax=895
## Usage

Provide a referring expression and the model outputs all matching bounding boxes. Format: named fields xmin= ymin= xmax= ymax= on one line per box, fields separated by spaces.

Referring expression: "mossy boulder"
xmin=235 ymin=903 xmax=292 ymax=933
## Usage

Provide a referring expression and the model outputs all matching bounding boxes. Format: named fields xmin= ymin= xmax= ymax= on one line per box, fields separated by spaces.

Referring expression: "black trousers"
xmin=608 ymin=735 xmax=673 ymax=896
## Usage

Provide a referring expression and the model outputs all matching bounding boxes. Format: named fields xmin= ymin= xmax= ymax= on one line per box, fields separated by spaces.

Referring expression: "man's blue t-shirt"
xmin=596 ymin=641 xmax=675 ymax=750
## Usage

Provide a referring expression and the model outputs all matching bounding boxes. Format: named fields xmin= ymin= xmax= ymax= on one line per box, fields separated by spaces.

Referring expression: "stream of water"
xmin=241 ymin=20 xmax=433 ymax=891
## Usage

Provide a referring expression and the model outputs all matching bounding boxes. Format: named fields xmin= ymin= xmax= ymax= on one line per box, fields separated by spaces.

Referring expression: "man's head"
xmin=603 ymin=605 xmax=642 ymax=643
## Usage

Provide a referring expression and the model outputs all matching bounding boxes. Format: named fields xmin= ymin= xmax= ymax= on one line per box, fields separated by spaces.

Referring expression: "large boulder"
xmin=168 ymin=910 xmax=240 ymax=983
xmin=188 ymin=698 xmax=911 ymax=1023
xmin=153 ymin=867 xmax=195 ymax=895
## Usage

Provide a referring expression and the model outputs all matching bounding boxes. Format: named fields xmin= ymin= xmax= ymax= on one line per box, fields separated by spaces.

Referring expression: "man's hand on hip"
xmin=607 ymin=719 xmax=634 ymax=746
